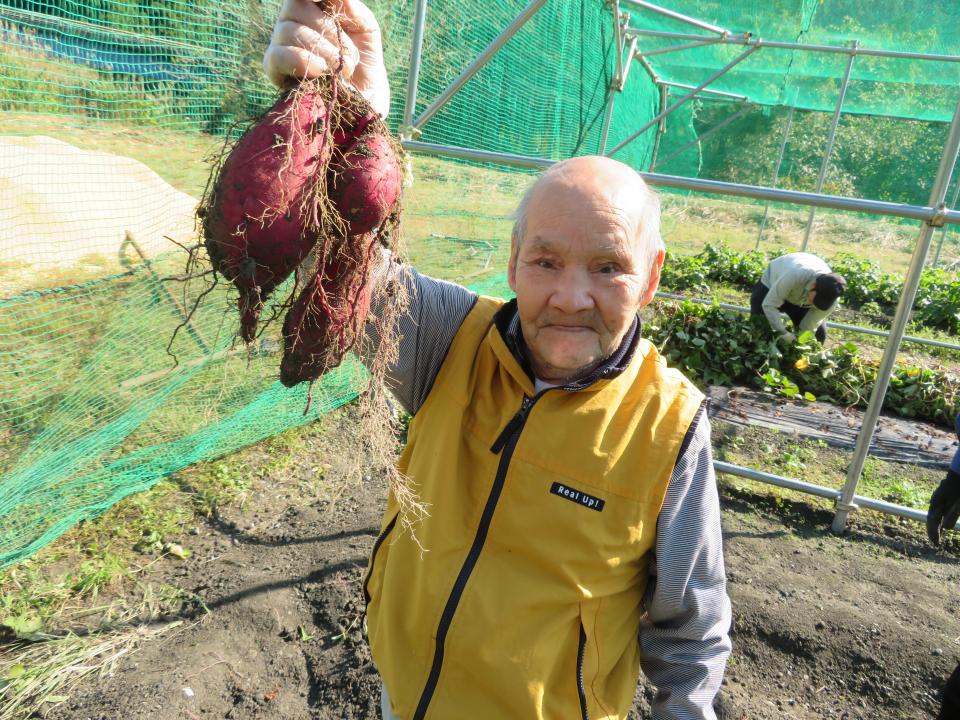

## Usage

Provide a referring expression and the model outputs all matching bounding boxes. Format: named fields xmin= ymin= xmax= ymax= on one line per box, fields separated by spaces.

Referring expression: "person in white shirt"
xmin=750 ymin=252 xmax=846 ymax=343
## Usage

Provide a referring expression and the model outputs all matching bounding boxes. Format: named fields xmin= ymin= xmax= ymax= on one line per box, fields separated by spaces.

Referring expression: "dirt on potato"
xmin=28 ymin=408 xmax=960 ymax=720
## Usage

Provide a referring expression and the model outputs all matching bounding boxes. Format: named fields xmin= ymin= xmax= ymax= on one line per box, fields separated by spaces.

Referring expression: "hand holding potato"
xmin=263 ymin=0 xmax=390 ymax=117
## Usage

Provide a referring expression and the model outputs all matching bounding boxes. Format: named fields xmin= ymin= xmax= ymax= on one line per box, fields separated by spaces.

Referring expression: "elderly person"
xmin=265 ymin=2 xmax=731 ymax=718
xmin=750 ymin=252 xmax=846 ymax=343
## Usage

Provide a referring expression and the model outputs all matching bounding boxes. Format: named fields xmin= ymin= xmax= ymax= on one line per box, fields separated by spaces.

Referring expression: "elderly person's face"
xmin=507 ymin=157 xmax=664 ymax=385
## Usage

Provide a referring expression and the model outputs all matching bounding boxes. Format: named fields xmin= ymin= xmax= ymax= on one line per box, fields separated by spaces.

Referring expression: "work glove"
xmin=779 ymin=331 xmax=796 ymax=344
xmin=927 ymin=469 xmax=960 ymax=546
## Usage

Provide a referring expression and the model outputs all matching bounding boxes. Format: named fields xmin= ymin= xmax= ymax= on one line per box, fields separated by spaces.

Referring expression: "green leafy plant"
xmin=660 ymin=243 xmax=960 ymax=334
xmin=644 ymin=300 xmax=960 ymax=428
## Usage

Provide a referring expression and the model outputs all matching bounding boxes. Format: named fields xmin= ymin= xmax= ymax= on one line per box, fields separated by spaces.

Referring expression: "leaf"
xmin=7 ymin=664 xmax=25 ymax=679
xmin=43 ymin=695 xmax=69 ymax=703
xmin=803 ymin=392 xmax=816 ymax=402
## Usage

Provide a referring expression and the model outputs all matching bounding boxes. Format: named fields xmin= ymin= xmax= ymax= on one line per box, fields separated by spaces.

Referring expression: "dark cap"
xmin=813 ymin=272 xmax=846 ymax=310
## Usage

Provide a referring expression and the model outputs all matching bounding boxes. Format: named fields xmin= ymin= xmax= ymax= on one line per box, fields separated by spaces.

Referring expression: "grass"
xmin=0 ymin=621 xmax=184 ymax=720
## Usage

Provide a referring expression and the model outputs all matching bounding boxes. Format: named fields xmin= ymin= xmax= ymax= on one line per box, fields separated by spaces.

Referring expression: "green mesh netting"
xmin=619 ymin=0 xmax=960 ymax=196
xmin=1 ymin=0 xmax=958 ymax=568
xmin=0 ymin=0 xmax=659 ymax=567
xmin=626 ymin=0 xmax=960 ymax=121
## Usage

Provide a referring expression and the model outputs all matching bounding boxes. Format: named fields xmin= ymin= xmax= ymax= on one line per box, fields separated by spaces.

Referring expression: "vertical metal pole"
xmin=756 ymin=105 xmax=795 ymax=248
xmin=933 ymin=178 xmax=960 ymax=267
xmin=611 ymin=1 xmax=624 ymax=84
xmin=401 ymin=0 xmax=429 ymax=138
xmin=830 ymin=97 xmax=960 ymax=534
xmin=600 ymin=88 xmax=617 ymax=155
xmin=647 ymin=84 xmax=668 ymax=171
xmin=801 ymin=41 xmax=858 ymax=251
xmin=600 ymin=2 xmax=624 ymax=155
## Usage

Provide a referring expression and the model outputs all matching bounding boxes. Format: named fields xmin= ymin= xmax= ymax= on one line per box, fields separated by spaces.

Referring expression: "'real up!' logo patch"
xmin=550 ymin=482 xmax=605 ymax=512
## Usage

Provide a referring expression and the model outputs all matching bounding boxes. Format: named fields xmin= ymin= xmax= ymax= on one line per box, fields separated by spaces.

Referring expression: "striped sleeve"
xmin=640 ymin=410 xmax=732 ymax=720
xmin=362 ymin=259 xmax=477 ymax=415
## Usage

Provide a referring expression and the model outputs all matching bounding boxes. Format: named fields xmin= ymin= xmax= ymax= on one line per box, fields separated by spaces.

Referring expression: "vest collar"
xmin=491 ymin=299 xmax=642 ymax=392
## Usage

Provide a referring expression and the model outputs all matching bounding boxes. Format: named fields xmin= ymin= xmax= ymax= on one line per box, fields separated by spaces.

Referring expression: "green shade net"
xmin=0 ymin=0 xmax=957 ymax=568
xmin=0 ymin=0 xmax=658 ymax=567
xmin=624 ymin=0 xmax=960 ymax=197
xmin=627 ymin=0 xmax=960 ymax=121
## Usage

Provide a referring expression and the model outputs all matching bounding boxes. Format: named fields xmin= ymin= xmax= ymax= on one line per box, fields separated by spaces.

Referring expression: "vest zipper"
xmin=577 ymin=621 xmax=589 ymax=720
xmin=490 ymin=395 xmax=535 ymax=453
xmin=412 ymin=394 xmax=539 ymax=720
xmin=363 ymin=513 xmax=398 ymax=605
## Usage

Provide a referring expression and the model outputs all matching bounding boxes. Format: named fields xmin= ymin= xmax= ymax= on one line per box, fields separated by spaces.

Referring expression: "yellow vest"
xmin=364 ymin=296 xmax=704 ymax=720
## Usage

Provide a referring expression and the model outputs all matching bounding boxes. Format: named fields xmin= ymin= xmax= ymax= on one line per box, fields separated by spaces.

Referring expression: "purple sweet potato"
xmin=203 ymin=88 xmax=333 ymax=342
xmin=279 ymin=232 xmax=377 ymax=387
xmin=328 ymin=133 xmax=402 ymax=236
xmin=199 ymin=70 xmax=403 ymax=385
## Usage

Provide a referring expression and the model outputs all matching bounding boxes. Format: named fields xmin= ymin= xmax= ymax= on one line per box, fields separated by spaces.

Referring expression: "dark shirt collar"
xmin=492 ymin=298 xmax=641 ymax=391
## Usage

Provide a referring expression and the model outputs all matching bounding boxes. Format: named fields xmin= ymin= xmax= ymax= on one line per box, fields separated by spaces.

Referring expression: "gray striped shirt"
xmin=367 ymin=263 xmax=731 ymax=720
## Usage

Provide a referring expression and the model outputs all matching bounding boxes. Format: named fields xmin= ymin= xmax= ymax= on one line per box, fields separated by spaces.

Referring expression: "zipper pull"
xmin=490 ymin=396 xmax=534 ymax=454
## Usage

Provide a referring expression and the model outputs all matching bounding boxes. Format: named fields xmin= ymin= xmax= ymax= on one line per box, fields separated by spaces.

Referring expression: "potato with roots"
xmin=279 ymin=232 xmax=379 ymax=387
xmin=188 ymin=0 xmax=417 ymax=524
xmin=197 ymin=18 xmax=402 ymax=360
xmin=200 ymin=87 xmax=334 ymax=343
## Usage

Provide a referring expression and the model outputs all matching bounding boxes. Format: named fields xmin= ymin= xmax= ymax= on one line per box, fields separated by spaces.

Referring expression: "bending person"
xmin=750 ymin=252 xmax=846 ymax=343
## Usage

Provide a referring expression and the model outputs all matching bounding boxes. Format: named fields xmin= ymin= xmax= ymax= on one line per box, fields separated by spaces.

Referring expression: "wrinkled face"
xmin=507 ymin=167 xmax=663 ymax=385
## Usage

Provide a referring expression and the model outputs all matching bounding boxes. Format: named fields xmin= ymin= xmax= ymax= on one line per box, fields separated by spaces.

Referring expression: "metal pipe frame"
xmin=612 ymin=0 xmax=624 ymax=86
xmin=636 ymin=37 xmax=725 ymax=58
xmin=620 ymin=35 xmax=639 ymax=88
xmin=626 ymin=27 xmax=960 ymax=64
xmin=600 ymin=2 xmax=627 ymax=154
xmin=801 ymin=41 xmax=858 ymax=251
xmin=607 ymin=45 xmax=761 ymax=157
xmin=648 ymin=84 xmax=668 ymax=171
xmin=715 ymin=462 xmax=959 ymax=528
xmin=634 ymin=51 xmax=661 ymax=84
xmin=757 ymin=105 xmax=795 ymax=247
xmin=831 ymin=97 xmax=960 ymax=534
xmin=620 ymin=0 xmax=731 ymax=36
xmin=411 ymin=0 xmax=547 ymax=132
xmin=653 ymin=102 xmax=755 ymax=170
xmin=402 ymin=140 xmax=960 ymax=226
xmin=401 ymin=0 xmax=430 ymax=138
xmin=657 ymin=80 xmax=748 ymax=102
xmin=933 ymin=179 xmax=960 ymax=267
xmin=654 ymin=292 xmax=960 ymax=351
xmin=600 ymin=87 xmax=618 ymax=155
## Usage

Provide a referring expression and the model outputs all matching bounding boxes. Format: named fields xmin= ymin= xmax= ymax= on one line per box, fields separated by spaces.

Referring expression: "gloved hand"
xmin=927 ymin=469 xmax=960 ymax=545
xmin=779 ymin=331 xmax=796 ymax=344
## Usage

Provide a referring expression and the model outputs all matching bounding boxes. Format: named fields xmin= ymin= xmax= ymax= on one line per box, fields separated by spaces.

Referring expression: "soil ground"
xmin=20 ymin=408 xmax=960 ymax=720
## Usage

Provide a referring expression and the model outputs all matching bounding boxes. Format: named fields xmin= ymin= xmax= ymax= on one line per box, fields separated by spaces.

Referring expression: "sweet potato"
xmin=328 ymin=133 xmax=402 ymax=236
xmin=279 ymin=232 xmax=378 ymax=387
xmin=202 ymin=88 xmax=332 ymax=342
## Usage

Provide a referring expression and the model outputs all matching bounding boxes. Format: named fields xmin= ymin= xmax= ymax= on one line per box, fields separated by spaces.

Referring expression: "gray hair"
xmin=510 ymin=170 xmax=665 ymax=278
